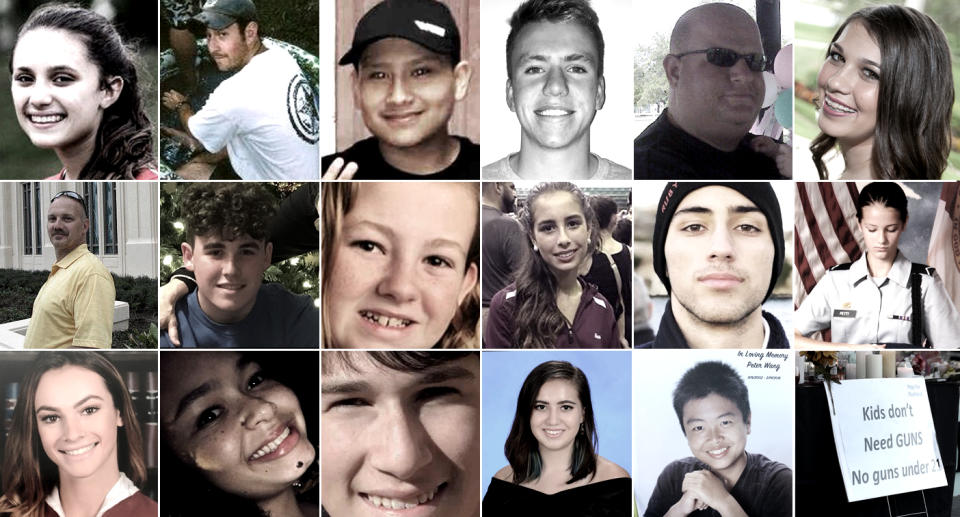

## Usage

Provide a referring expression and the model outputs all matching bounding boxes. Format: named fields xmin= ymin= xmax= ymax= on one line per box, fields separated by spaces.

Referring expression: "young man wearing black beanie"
xmin=641 ymin=182 xmax=789 ymax=349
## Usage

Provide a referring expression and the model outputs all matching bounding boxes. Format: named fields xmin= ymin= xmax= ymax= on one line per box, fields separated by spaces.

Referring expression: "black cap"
xmin=339 ymin=0 xmax=461 ymax=66
xmin=652 ymin=182 xmax=785 ymax=303
xmin=194 ymin=0 xmax=258 ymax=31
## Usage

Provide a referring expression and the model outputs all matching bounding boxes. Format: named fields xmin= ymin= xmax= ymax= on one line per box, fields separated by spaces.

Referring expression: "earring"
xmin=292 ymin=479 xmax=303 ymax=490
xmin=533 ymin=243 xmax=539 ymax=252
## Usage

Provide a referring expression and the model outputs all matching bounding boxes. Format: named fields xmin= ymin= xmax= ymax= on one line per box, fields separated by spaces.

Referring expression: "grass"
xmin=0 ymin=269 xmax=157 ymax=348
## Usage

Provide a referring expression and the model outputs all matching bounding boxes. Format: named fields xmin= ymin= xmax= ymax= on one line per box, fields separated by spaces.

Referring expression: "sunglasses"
xmin=51 ymin=191 xmax=88 ymax=216
xmin=671 ymin=48 xmax=767 ymax=72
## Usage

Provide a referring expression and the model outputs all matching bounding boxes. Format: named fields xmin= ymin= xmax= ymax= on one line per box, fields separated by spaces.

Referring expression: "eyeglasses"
xmin=670 ymin=48 xmax=767 ymax=72
xmin=51 ymin=191 xmax=88 ymax=216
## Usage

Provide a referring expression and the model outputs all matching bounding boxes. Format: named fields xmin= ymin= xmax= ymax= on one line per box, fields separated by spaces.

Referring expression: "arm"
xmin=159 ymin=277 xmax=191 ymax=347
xmin=483 ymin=291 xmax=515 ymax=348
xmin=161 ymin=90 xmax=197 ymax=138
xmin=72 ymin=272 xmax=115 ymax=349
xmin=793 ymin=275 xmax=882 ymax=348
xmin=922 ymin=272 xmax=960 ymax=348
xmin=680 ymin=470 xmax=747 ymax=517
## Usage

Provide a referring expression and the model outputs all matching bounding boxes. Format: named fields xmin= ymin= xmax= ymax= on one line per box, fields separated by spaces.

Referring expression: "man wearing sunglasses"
xmin=23 ymin=191 xmax=115 ymax=348
xmin=634 ymin=3 xmax=789 ymax=180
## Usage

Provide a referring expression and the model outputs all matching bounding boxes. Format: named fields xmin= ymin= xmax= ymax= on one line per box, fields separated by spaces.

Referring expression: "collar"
xmin=760 ymin=315 xmax=770 ymax=349
xmin=652 ymin=300 xmax=780 ymax=349
xmin=848 ymin=250 xmax=910 ymax=288
xmin=45 ymin=473 xmax=139 ymax=517
xmin=54 ymin=244 xmax=91 ymax=270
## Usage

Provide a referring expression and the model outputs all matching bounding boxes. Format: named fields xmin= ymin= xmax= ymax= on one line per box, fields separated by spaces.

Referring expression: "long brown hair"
xmin=0 ymin=352 xmax=147 ymax=517
xmin=811 ymin=5 xmax=954 ymax=179
xmin=512 ymin=182 xmax=598 ymax=348
xmin=320 ymin=183 xmax=480 ymax=348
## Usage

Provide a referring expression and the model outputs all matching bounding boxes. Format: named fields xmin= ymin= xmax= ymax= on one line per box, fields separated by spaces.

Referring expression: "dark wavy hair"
xmin=810 ymin=5 xmax=954 ymax=179
xmin=513 ymin=182 xmax=598 ymax=348
xmin=320 ymin=183 xmax=480 ymax=348
xmin=505 ymin=0 xmax=604 ymax=80
xmin=855 ymin=181 xmax=907 ymax=222
xmin=589 ymin=195 xmax=618 ymax=229
xmin=0 ymin=352 xmax=148 ymax=517
xmin=504 ymin=361 xmax=598 ymax=485
xmin=182 ymin=183 xmax=275 ymax=244
xmin=160 ymin=352 xmax=319 ymax=517
xmin=673 ymin=361 xmax=751 ymax=434
xmin=12 ymin=3 xmax=154 ymax=179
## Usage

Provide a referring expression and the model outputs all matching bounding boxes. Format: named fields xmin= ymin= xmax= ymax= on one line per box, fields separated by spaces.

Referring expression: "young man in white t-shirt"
xmin=161 ymin=0 xmax=319 ymax=180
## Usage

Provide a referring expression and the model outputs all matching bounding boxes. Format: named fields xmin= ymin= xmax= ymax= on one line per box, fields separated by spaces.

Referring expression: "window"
xmin=83 ymin=183 xmax=120 ymax=257
xmin=83 ymin=183 xmax=100 ymax=254
xmin=22 ymin=184 xmax=31 ymax=255
xmin=21 ymin=183 xmax=42 ymax=255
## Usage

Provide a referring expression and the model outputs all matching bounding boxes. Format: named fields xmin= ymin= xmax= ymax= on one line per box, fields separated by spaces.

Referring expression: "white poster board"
xmin=824 ymin=378 xmax=946 ymax=502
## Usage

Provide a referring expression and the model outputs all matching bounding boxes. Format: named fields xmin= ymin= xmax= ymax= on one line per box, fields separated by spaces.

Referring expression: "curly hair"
xmin=512 ymin=182 xmax=598 ymax=348
xmin=181 ymin=183 xmax=276 ymax=244
xmin=0 ymin=352 xmax=147 ymax=517
xmin=810 ymin=5 xmax=954 ymax=179
xmin=506 ymin=0 xmax=604 ymax=80
xmin=320 ymin=183 xmax=480 ymax=348
xmin=13 ymin=3 xmax=155 ymax=179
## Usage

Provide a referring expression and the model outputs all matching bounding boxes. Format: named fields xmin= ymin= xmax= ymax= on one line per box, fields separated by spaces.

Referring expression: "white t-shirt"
xmin=189 ymin=43 xmax=319 ymax=179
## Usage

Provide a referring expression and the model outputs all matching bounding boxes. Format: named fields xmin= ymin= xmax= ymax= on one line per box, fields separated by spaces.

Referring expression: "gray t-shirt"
xmin=482 ymin=153 xmax=631 ymax=180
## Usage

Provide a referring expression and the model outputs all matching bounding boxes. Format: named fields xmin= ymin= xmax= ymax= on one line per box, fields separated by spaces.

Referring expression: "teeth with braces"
xmin=249 ymin=427 xmax=290 ymax=460
xmin=824 ymin=97 xmax=856 ymax=114
xmin=361 ymin=311 xmax=412 ymax=328
xmin=30 ymin=114 xmax=65 ymax=123
xmin=365 ymin=487 xmax=438 ymax=510
xmin=63 ymin=442 xmax=97 ymax=456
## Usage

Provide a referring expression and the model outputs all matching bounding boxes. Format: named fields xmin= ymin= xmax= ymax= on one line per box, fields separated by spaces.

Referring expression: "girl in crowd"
xmin=485 ymin=182 xmax=619 ymax=348
xmin=10 ymin=4 xmax=156 ymax=179
xmin=159 ymin=351 xmax=318 ymax=517
xmin=795 ymin=182 xmax=960 ymax=348
xmin=484 ymin=360 xmax=630 ymax=514
xmin=580 ymin=195 xmax=632 ymax=347
xmin=0 ymin=352 xmax=157 ymax=517
xmin=322 ymin=182 xmax=480 ymax=348
xmin=811 ymin=5 xmax=954 ymax=179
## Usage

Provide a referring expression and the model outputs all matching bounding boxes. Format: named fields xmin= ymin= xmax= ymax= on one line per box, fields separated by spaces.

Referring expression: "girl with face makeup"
xmin=10 ymin=4 xmax=156 ymax=180
xmin=321 ymin=182 xmax=480 ymax=348
xmin=795 ymin=182 xmax=960 ymax=348
xmin=485 ymin=182 xmax=619 ymax=348
xmin=159 ymin=352 xmax=319 ymax=517
xmin=484 ymin=361 xmax=630 ymax=514
xmin=0 ymin=352 xmax=157 ymax=517
xmin=810 ymin=5 xmax=954 ymax=180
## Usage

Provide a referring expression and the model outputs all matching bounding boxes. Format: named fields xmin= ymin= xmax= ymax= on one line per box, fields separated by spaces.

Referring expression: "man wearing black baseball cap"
xmin=161 ymin=0 xmax=319 ymax=180
xmin=322 ymin=0 xmax=479 ymax=180
xmin=641 ymin=182 xmax=789 ymax=349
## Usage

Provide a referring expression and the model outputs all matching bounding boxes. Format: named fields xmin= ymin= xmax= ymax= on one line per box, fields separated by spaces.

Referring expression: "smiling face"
xmin=507 ymin=21 xmax=603 ymax=153
xmin=353 ymin=38 xmax=468 ymax=151
xmin=205 ymin=23 xmax=257 ymax=72
xmin=664 ymin=187 xmax=774 ymax=325
xmin=529 ymin=379 xmax=584 ymax=454
xmin=681 ymin=393 xmax=750 ymax=484
xmin=667 ymin=8 xmax=764 ymax=146
xmin=325 ymin=183 xmax=478 ymax=348
xmin=47 ymin=197 xmax=89 ymax=258
xmin=530 ymin=191 xmax=590 ymax=277
xmin=160 ymin=352 xmax=315 ymax=501
xmin=35 ymin=366 xmax=121 ymax=484
xmin=817 ymin=20 xmax=880 ymax=147
xmin=321 ymin=353 xmax=481 ymax=517
xmin=858 ymin=203 xmax=905 ymax=264
xmin=182 ymin=233 xmax=272 ymax=324
xmin=11 ymin=28 xmax=117 ymax=154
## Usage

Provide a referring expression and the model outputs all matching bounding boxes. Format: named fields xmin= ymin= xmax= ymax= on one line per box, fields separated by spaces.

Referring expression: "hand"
xmin=681 ymin=470 xmax=730 ymax=510
xmin=750 ymin=136 xmax=792 ymax=179
xmin=668 ymin=490 xmax=705 ymax=516
xmin=159 ymin=279 xmax=190 ymax=346
xmin=323 ymin=157 xmax=358 ymax=180
xmin=162 ymin=90 xmax=188 ymax=111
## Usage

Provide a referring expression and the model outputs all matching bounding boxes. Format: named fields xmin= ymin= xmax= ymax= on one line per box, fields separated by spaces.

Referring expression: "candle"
xmin=856 ymin=352 xmax=867 ymax=379
xmin=866 ymin=354 xmax=883 ymax=379
xmin=897 ymin=366 xmax=914 ymax=378
xmin=846 ymin=363 xmax=856 ymax=380
xmin=882 ymin=351 xmax=896 ymax=378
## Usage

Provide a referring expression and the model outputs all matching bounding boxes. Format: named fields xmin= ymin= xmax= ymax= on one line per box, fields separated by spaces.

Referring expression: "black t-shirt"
xmin=644 ymin=453 xmax=792 ymax=517
xmin=634 ymin=110 xmax=784 ymax=180
xmin=322 ymin=136 xmax=479 ymax=179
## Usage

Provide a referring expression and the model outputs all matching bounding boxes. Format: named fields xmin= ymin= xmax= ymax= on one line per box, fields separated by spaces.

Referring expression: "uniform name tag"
xmin=888 ymin=314 xmax=911 ymax=322
xmin=833 ymin=309 xmax=857 ymax=318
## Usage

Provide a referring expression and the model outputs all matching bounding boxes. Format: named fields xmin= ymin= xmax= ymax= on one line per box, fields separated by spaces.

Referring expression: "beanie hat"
xmin=652 ymin=182 xmax=784 ymax=302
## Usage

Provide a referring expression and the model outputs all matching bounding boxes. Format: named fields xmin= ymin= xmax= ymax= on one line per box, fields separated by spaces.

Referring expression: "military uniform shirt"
xmin=795 ymin=250 xmax=960 ymax=347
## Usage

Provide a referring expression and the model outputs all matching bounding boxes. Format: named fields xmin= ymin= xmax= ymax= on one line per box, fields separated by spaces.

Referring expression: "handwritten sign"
xmin=824 ymin=378 xmax=946 ymax=502
xmin=736 ymin=350 xmax=789 ymax=381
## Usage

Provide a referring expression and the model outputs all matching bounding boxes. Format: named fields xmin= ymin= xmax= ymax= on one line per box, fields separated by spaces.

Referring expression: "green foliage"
xmin=634 ymin=34 xmax=670 ymax=108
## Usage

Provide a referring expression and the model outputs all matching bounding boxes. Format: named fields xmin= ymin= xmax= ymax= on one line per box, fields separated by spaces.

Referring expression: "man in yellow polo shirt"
xmin=23 ymin=191 xmax=115 ymax=348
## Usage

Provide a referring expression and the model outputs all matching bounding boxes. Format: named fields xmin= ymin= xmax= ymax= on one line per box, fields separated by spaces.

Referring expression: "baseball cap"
xmin=194 ymin=0 xmax=258 ymax=31
xmin=339 ymin=0 xmax=461 ymax=66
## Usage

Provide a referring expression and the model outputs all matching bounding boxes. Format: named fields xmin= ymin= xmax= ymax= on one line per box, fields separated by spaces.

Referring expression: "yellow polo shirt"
xmin=23 ymin=244 xmax=115 ymax=349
